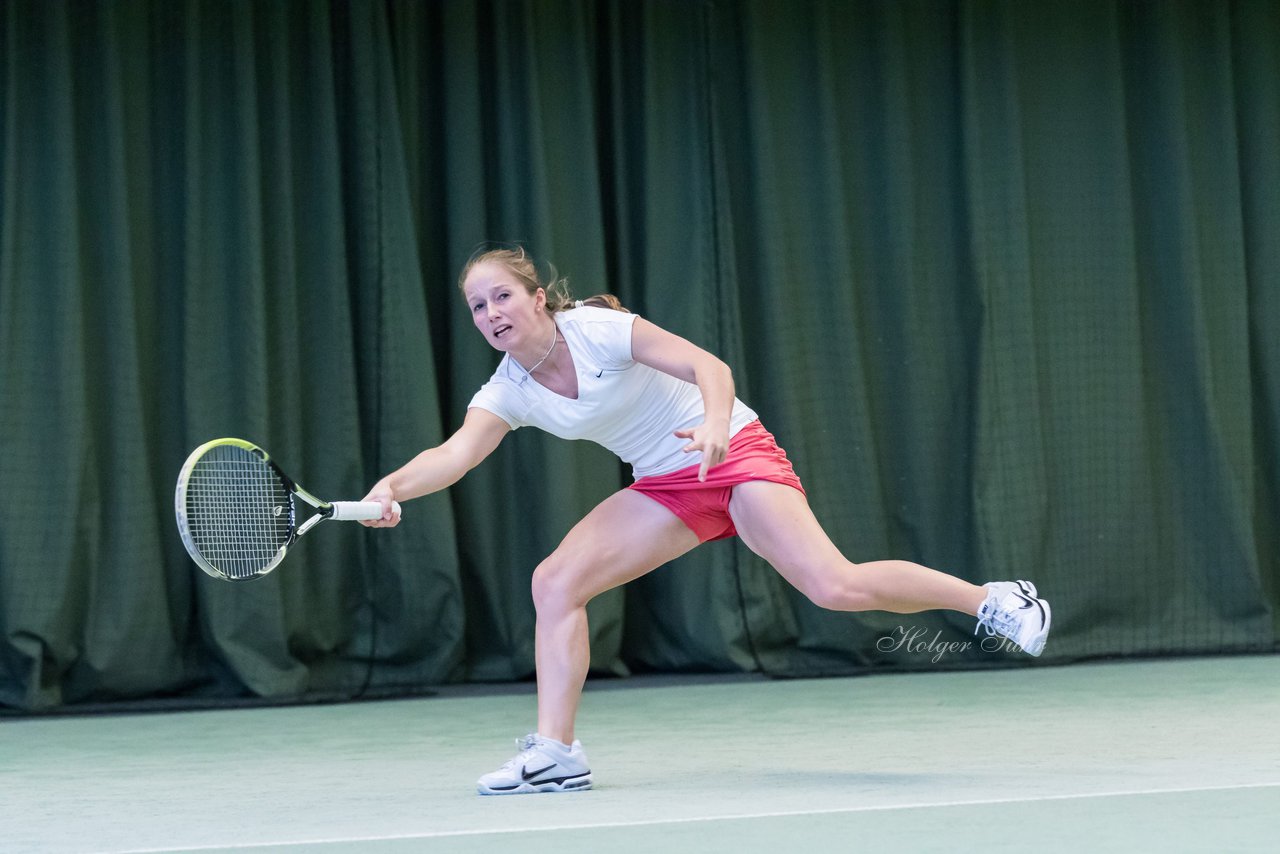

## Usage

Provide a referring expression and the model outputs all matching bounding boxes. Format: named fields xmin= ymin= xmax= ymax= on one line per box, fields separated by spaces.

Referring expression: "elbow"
xmin=711 ymin=356 xmax=733 ymax=384
xmin=693 ymin=355 xmax=734 ymax=392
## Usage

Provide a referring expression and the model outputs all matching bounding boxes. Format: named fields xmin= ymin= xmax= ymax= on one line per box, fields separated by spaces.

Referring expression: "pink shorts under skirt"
xmin=627 ymin=419 xmax=806 ymax=542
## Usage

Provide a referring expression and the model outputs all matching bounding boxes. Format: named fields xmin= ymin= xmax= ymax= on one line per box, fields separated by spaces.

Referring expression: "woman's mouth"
xmin=493 ymin=324 xmax=512 ymax=339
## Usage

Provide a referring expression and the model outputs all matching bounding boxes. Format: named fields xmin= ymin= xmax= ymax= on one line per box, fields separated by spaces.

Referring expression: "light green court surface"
xmin=3 ymin=656 xmax=1277 ymax=853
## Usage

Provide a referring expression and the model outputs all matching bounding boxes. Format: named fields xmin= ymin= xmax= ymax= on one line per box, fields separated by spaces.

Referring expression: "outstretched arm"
xmin=360 ymin=407 xmax=511 ymax=527
xmin=630 ymin=317 xmax=735 ymax=481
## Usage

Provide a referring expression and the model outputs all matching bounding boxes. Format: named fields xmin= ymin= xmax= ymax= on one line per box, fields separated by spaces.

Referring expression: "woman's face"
xmin=462 ymin=261 xmax=547 ymax=353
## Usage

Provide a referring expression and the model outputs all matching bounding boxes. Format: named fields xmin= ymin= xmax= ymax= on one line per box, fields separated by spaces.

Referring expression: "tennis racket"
xmin=174 ymin=438 xmax=400 ymax=582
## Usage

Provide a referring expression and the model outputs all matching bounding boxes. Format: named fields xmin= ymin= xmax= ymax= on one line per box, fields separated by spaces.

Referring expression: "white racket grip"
xmin=330 ymin=500 xmax=402 ymax=521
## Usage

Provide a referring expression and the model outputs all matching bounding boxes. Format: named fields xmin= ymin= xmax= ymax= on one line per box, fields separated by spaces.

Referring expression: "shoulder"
xmin=557 ymin=305 xmax=638 ymax=332
xmin=473 ymin=355 xmax=530 ymax=397
xmin=558 ymin=307 xmax=639 ymax=366
xmin=468 ymin=356 xmax=535 ymax=428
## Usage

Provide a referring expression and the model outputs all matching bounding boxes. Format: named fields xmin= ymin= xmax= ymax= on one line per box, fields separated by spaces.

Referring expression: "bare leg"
xmin=727 ymin=480 xmax=987 ymax=615
xmin=532 ymin=489 xmax=701 ymax=744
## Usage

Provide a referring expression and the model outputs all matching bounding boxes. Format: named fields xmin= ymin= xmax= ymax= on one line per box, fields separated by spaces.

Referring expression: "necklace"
xmin=521 ymin=322 xmax=559 ymax=376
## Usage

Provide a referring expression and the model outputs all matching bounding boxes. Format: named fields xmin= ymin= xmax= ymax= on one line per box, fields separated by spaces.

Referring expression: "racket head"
xmin=174 ymin=438 xmax=296 ymax=581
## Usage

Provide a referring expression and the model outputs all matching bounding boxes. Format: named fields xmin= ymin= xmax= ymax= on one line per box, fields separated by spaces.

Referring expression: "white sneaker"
xmin=476 ymin=733 xmax=593 ymax=795
xmin=976 ymin=580 xmax=1051 ymax=656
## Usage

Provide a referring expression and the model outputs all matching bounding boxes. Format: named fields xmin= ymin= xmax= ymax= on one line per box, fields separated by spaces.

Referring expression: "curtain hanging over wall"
xmin=1 ymin=0 xmax=1276 ymax=712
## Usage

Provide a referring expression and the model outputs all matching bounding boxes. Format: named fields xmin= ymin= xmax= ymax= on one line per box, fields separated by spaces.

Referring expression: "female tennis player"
xmin=361 ymin=247 xmax=1051 ymax=795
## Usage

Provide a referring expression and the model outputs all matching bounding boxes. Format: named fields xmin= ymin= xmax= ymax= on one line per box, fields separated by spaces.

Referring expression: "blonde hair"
xmin=458 ymin=247 xmax=629 ymax=314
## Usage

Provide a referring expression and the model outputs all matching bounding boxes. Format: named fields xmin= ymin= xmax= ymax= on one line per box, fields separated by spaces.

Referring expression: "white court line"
xmin=112 ymin=780 xmax=1280 ymax=853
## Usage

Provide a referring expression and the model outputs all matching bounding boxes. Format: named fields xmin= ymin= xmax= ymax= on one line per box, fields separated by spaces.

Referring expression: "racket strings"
xmin=184 ymin=445 xmax=291 ymax=579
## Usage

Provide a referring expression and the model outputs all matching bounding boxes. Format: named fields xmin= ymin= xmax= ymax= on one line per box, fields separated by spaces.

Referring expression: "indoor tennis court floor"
xmin=4 ymin=655 xmax=1277 ymax=852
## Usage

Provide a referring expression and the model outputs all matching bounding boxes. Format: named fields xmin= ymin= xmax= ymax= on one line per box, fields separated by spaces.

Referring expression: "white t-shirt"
xmin=467 ymin=307 xmax=758 ymax=479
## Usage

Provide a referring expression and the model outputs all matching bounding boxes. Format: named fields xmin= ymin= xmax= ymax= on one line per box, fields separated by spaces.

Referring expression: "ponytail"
xmin=566 ymin=294 xmax=629 ymax=313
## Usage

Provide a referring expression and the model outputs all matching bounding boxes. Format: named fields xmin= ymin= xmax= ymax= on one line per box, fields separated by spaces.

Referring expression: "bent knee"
xmin=531 ymin=557 xmax=591 ymax=614
xmin=798 ymin=568 xmax=875 ymax=612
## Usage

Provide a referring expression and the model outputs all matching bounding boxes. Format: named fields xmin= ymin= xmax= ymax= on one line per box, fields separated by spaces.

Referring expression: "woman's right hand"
xmin=359 ymin=482 xmax=401 ymax=528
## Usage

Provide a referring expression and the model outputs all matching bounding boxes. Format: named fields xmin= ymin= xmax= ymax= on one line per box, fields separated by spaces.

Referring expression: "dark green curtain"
xmin=1 ymin=0 xmax=1276 ymax=712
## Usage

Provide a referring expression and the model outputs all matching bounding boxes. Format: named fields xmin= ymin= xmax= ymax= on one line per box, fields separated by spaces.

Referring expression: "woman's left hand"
xmin=674 ymin=421 xmax=730 ymax=482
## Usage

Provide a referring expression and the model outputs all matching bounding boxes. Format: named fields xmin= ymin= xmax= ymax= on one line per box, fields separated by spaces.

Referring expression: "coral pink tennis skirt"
xmin=627 ymin=419 xmax=806 ymax=542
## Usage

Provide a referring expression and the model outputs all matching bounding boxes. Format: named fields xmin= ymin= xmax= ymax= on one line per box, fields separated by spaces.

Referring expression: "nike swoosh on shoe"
xmin=522 ymin=763 xmax=557 ymax=782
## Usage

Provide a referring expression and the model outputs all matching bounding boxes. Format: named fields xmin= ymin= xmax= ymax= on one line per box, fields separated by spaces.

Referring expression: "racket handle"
xmin=330 ymin=500 xmax=402 ymax=521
